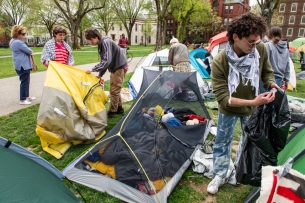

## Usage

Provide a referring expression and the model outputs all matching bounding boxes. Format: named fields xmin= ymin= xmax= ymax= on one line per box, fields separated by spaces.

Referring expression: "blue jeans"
xmin=213 ymin=112 xmax=250 ymax=178
xmin=260 ymin=77 xmax=282 ymax=93
xmin=15 ymin=67 xmax=30 ymax=101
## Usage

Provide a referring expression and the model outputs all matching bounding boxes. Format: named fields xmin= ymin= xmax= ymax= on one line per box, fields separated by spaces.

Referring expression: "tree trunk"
xmin=48 ymin=29 xmax=52 ymax=39
xmin=71 ymin=20 xmax=80 ymax=50
xmin=127 ymin=31 xmax=132 ymax=46
xmin=154 ymin=17 xmax=163 ymax=51
xmin=177 ymin=21 xmax=186 ymax=41
xmin=79 ymin=30 xmax=84 ymax=46
xmin=162 ymin=20 xmax=166 ymax=45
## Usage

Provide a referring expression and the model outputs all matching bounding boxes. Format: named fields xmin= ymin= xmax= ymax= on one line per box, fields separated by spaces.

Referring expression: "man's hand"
xmin=269 ymin=82 xmax=281 ymax=90
xmin=86 ymin=70 xmax=92 ymax=74
xmin=253 ymin=91 xmax=276 ymax=106
xmin=281 ymin=81 xmax=287 ymax=90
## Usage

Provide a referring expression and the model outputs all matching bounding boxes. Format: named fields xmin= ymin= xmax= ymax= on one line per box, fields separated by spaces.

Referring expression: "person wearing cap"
xmin=168 ymin=37 xmax=191 ymax=72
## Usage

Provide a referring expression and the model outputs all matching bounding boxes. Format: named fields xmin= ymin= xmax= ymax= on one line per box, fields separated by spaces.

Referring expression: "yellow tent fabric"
xmin=36 ymin=61 xmax=108 ymax=159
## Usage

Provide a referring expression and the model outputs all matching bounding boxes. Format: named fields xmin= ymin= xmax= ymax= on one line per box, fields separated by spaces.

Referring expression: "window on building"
xmin=228 ymin=17 xmax=232 ymax=24
xmin=230 ymin=5 xmax=233 ymax=13
xmin=135 ymin=35 xmax=137 ymax=43
xmin=224 ymin=18 xmax=227 ymax=25
xmin=279 ymin=3 xmax=285 ymax=12
xmin=287 ymin=28 xmax=293 ymax=36
xmin=225 ymin=6 xmax=228 ymax=13
xmin=213 ymin=0 xmax=219 ymax=8
xmin=299 ymin=28 xmax=305 ymax=37
xmin=148 ymin=36 xmax=151 ymax=43
xmin=303 ymin=3 xmax=305 ymax=12
xmin=289 ymin=16 xmax=295 ymax=24
xmin=301 ymin=16 xmax=305 ymax=24
xmin=167 ymin=20 xmax=170 ymax=26
xmin=278 ymin=16 xmax=284 ymax=24
xmin=135 ymin=24 xmax=137 ymax=31
xmin=291 ymin=3 xmax=297 ymax=12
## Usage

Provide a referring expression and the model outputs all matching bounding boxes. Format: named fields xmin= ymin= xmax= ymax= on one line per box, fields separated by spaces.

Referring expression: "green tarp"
xmin=278 ymin=124 xmax=305 ymax=174
xmin=0 ymin=140 xmax=81 ymax=203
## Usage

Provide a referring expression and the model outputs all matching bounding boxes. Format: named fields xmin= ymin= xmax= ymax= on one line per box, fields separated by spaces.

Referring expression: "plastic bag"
xmin=235 ymin=90 xmax=291 ymax=187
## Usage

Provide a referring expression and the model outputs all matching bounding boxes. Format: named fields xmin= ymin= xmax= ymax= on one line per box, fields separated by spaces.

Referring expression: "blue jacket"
xmin=10 ymin=38 xmax=33 ymax=71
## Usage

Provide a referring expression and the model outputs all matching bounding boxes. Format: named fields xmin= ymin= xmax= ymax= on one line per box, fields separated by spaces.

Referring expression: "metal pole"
xmin=145 ymin=31 xmax=146 ymax=47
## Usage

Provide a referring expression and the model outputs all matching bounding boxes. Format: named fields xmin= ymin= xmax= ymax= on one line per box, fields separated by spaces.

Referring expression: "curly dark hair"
xmin=227 ymin=12 xmax=267 ymax=44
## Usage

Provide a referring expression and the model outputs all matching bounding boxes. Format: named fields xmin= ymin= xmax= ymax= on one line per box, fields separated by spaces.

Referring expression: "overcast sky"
xmin=250 ymin=0 xmax=257 ymax=6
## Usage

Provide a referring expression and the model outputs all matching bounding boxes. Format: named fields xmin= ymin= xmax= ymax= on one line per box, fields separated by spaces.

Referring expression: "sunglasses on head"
xmin=243 ymin=37 xmax=261 ymax=48
xmin=20 ymin=32 xmax=26 ymax=35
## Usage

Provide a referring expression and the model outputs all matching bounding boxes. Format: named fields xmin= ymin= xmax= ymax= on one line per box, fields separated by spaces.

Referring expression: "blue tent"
xmin=189 ymin=48 xmax=210 ymax=79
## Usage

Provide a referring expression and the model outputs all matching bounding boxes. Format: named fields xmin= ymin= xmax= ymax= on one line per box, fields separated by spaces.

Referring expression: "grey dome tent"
xmin=0 ymin=136 xmax=81 ymax=203
xmin=63 ymin=70 xmax=212 ymax=203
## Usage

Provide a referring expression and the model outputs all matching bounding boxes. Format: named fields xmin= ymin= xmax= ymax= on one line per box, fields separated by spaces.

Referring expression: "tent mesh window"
xmin=73 ymin=70 xmax=211 ymax=196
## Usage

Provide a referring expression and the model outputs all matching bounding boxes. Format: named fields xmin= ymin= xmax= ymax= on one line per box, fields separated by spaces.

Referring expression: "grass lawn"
xmin=0 ymin=53 xmax=304 ymax=202
xmin=0 ymin=45 xmax=156 ymax=79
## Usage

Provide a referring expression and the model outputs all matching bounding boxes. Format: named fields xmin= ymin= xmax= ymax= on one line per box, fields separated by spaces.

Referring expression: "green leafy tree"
xmin=90 ymin=3 xmax=116 ymax=36
xmin=170 ymin=0 xmax=212 ymax=42
xmin=257 ymin=0 xmax=281 ymax=27
xmin=23 ymin=0 xmax=62 ymax=38
xmin=142 ymin=17 xmax=155 ymax=45
xmin=53 ymin=0 xmax=105 ymax=50
xmin=110 ymin=0 xmax=147 ymax=46
xmin=154 ymin=0 xmax=172 ymax=51
xmin=0 ymin=0 xmax=30 ymax=25
xmin=79 ymin=14 xmax=92 ymax=46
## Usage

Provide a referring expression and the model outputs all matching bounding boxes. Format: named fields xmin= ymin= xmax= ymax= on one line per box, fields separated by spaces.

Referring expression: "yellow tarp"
xmin=36 ymin=61 xmax=108 ymax=159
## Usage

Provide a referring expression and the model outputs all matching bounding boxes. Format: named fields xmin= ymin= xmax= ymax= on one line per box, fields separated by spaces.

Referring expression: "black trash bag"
xmin=235 ymin=90 xmax=291 ymax=187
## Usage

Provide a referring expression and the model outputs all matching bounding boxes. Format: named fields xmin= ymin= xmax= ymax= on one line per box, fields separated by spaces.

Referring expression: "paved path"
xmin=0 ymin=56 xmax=146 ymax=116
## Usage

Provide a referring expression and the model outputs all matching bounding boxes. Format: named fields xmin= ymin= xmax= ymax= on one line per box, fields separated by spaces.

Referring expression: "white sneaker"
xmin=20 ymin=100 xmax=31 ymax=105
xmin=207 ymin=175 xmax=225 ymax=194
xmin=27 ymin=97 xmax=36 ymax=101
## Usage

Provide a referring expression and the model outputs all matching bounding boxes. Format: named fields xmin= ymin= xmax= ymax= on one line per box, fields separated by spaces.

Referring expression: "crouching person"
xmin=208 ymin=13 xmax=280 ymax=194
xmin=84 ymin=28 xmax=128 ymax=117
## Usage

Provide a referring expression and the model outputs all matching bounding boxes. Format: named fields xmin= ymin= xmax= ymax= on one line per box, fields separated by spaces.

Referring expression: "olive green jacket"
xmin=211 ymin=43 xmax=275 ymax=116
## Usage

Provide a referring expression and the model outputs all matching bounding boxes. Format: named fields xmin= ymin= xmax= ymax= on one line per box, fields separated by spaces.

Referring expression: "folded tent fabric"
xmin=36 ymin=61 xmax=108 ymax=159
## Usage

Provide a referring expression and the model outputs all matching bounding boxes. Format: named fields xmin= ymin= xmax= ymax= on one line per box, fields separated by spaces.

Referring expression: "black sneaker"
xmin=116 ymin=106 xmax=124 ymax=114
xmin=107 ymin=111 xmax=116 ymax=117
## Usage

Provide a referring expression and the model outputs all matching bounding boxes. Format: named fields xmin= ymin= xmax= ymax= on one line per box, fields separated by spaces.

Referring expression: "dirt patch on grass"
xmin=189 ymin=181 xmax=217 ymax=203
xmin=231 ymin=141 xmax=239 ymax=159
xmin=26 ymin=146 xmax=37 ymax=152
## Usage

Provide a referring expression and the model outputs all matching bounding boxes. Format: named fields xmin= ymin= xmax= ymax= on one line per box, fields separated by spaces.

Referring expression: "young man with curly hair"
xmin=207 ymin=12 xmax=280 ymax=194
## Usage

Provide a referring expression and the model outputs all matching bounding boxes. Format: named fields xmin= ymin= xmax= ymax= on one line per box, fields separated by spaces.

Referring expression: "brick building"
xmin=277 ymin=0 xmax=305 ymax=41
xmin=211 ymin=0 xmax=250 ymax=29
xmin=165 ymin=0 xmax=250 ymax=43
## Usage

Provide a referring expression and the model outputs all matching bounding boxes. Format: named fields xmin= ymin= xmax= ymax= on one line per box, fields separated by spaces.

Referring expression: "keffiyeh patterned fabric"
xmin=226 ymin=43 xmax=260 ymax=103
xmin=41 ymin=38 xmax=74 ymax=66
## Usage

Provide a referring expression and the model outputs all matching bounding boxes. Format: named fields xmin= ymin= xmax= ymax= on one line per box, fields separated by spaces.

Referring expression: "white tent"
xmin=128 ymin=49 xmax=206 ymax=99
xmin=288 ymin=58 xmax=296 ymax=90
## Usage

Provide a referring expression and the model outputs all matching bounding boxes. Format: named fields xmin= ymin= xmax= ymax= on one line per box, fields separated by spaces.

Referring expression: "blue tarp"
xmin=189 ymin=49 xmax=210 ymax=79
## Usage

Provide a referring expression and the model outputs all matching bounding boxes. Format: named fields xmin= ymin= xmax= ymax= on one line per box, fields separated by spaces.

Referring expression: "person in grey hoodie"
xmin=264 ymin=27 xmax=290 ymax=91
xmin=84 ymin=28 xmax=128 ymax=117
